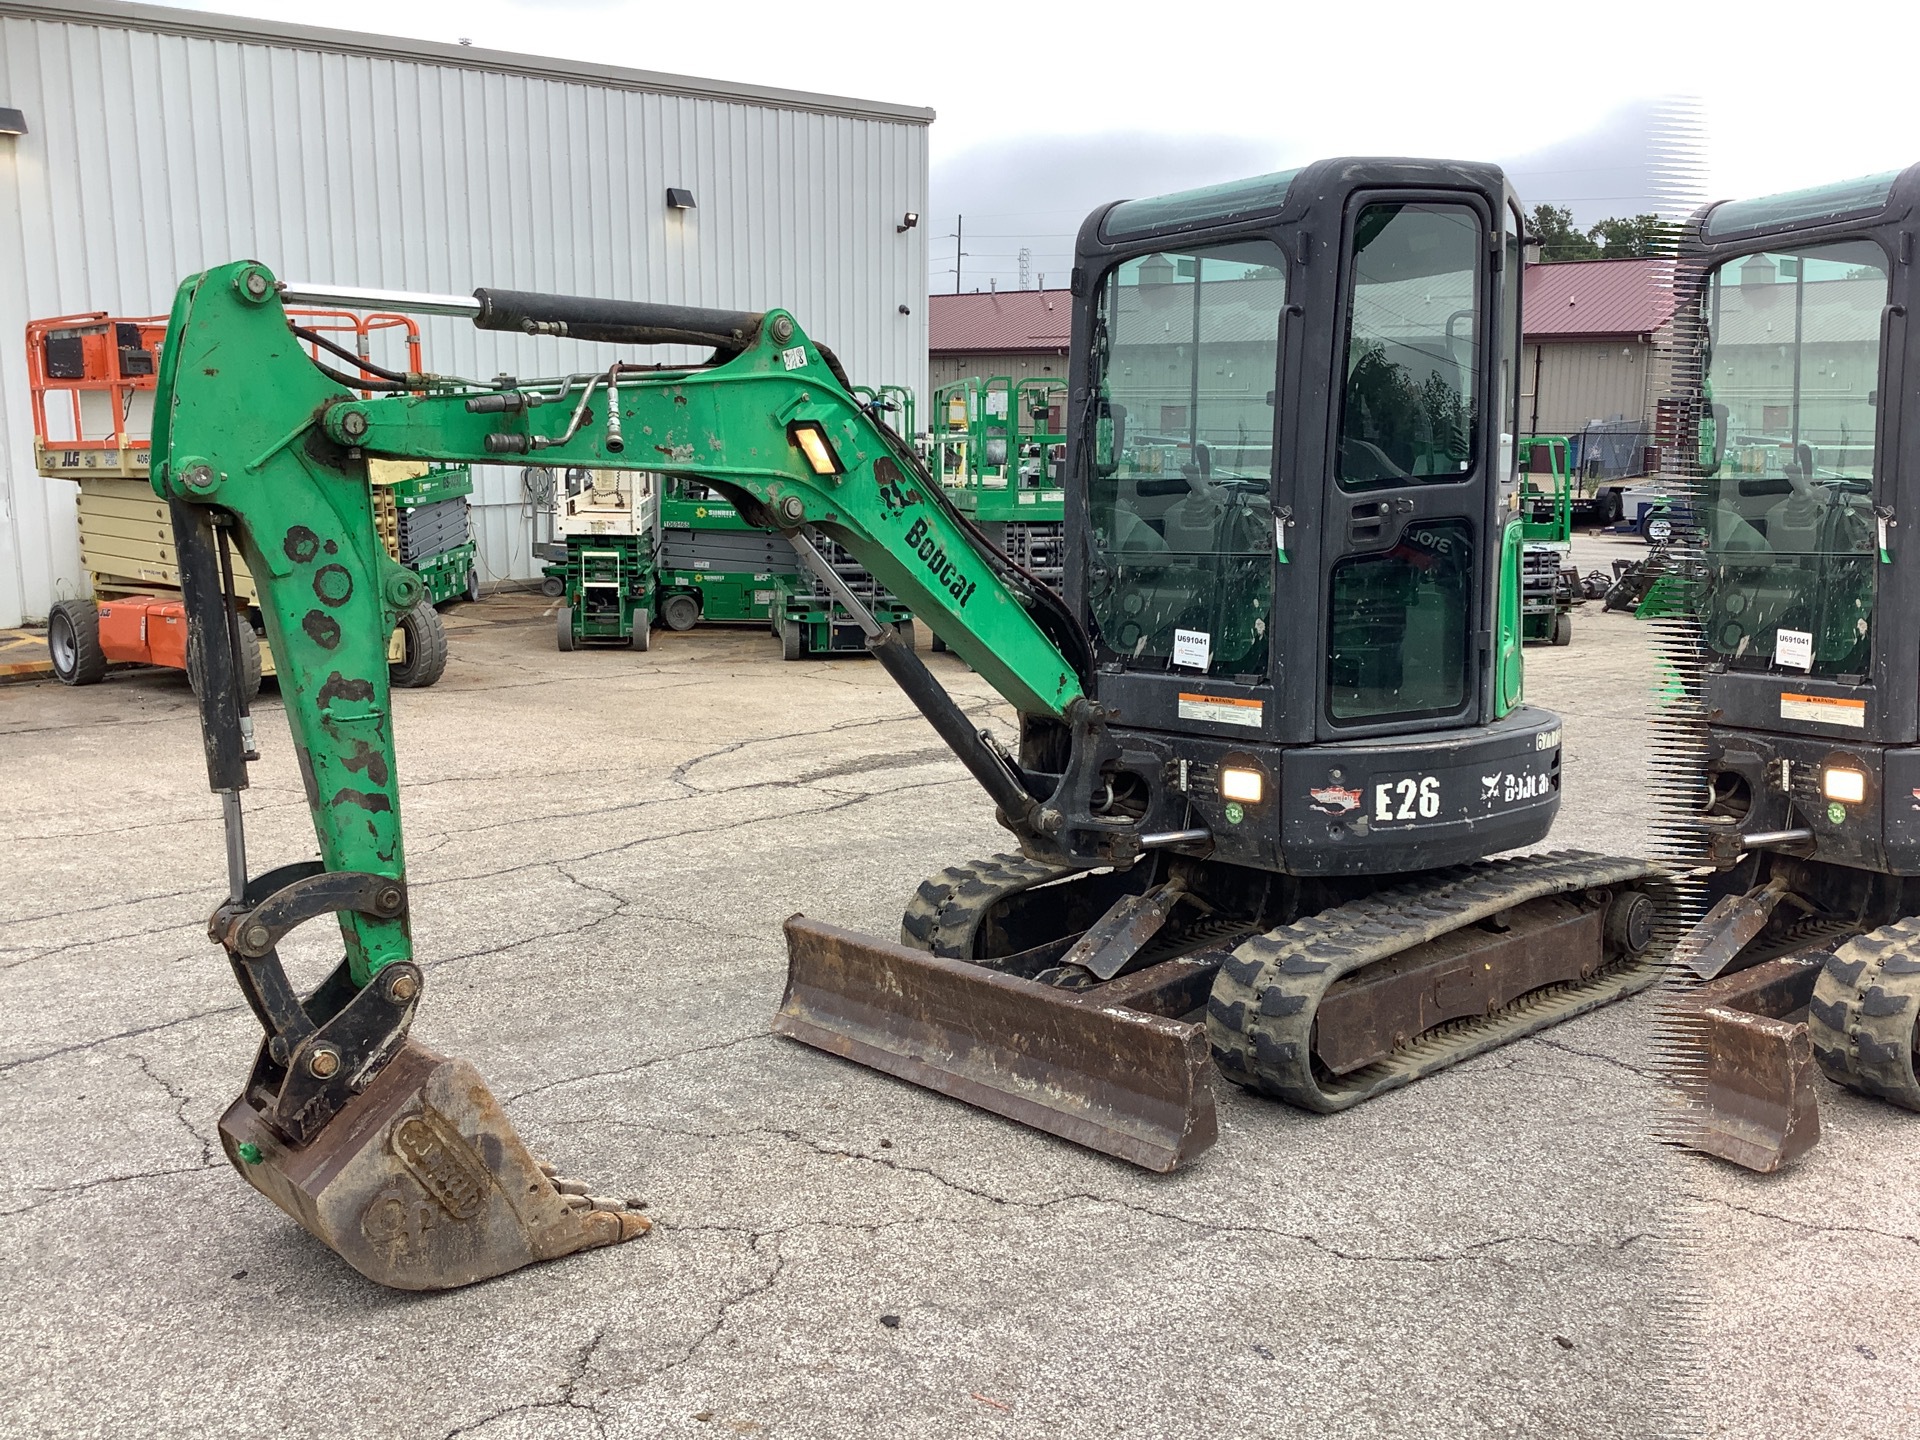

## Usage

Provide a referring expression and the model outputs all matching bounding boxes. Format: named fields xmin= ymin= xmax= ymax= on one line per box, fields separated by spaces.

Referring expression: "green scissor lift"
xmin=655 ymin=478 xmax=789 ymax=630
xmin=853 ymin=383 xmax=916 ymax=444
xmin=930 ymin=375 xmax=1068 ymax=525
xmin=372 ymin=464 xmax=479 ymax=606
xmin=926 ymin=375 xmax=1067 ymax=651
xmin=1516 ymin=435 xmax=1576 ymax=647
xmin=655 ymin=474 xmax=912 ymax=658
xmin=542 ymin=469 xmax=657 ymax=651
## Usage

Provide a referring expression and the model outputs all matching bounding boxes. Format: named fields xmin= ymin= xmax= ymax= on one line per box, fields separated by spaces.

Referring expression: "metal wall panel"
xmin=1521 ymin=340 xmax=1656 ymax=436
xmin=0 ymin=3 xmax=929 ymax=623
xmin=930 ymin=350 xmax=1071 ymax=389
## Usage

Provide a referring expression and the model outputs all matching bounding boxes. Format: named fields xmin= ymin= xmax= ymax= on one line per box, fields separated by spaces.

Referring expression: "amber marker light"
xmin=788 ymin=420 xmax=844 ymax=476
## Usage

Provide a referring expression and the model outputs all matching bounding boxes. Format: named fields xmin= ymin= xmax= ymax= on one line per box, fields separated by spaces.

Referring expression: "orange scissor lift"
xmin=28 ymin=309 xmax=456 ymax=692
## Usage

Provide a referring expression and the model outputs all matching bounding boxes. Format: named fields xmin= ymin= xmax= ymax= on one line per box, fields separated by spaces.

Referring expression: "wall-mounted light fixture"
xmin=666 ymin=187 xmax=696 ymax=210
xmin=897 ymin=212 xmax=919 ymax=234
xmin=0 ymin=108 xmax=28 ymax=137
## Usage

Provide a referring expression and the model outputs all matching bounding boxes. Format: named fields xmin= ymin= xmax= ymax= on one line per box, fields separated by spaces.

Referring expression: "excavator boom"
xmin=154 ymin=261 xmax=1140 ymax=1288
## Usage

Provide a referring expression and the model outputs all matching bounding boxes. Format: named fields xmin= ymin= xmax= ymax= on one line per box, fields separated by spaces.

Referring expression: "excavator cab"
xmin=1031 ymin=160 xmax=1544 ymax=877
xmin=1669 ymin=162 xmax=1920 ymax=1170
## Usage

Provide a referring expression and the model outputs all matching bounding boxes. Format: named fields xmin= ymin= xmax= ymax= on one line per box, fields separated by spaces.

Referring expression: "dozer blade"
xmin=1677 ymin=956 xmax=1823 ymax=1173
xmin=775 ymin=916 xmax=1218 ymax=1172
xmin=219 ymin=1040 xmax=650 ymax=1290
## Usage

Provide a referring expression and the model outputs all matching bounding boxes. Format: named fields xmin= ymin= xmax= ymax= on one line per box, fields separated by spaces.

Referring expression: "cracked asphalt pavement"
xmin=2 ymin=561 xmax=1912 ymax=1439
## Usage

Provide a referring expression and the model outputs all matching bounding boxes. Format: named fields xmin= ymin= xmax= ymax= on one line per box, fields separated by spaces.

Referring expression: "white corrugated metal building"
xmin=0 ymin=0 xmax=931 ymax=627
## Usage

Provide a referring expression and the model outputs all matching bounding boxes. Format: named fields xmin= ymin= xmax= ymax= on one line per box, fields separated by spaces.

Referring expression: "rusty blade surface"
xmin=219 ymin=1040 xmax=649 ymax=1290
xmin=1684 ymin=880 xmax=1792 ymax=980
xmin=1680 ymin=956 xmax=1823 ymax=1172
xmin=776 ymin=916 xmax=1218 ymax=1172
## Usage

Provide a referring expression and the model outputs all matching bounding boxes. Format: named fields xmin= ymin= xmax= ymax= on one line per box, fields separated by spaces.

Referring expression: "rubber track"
xmin=1809 ymin=916 xmax=1920 ymax=1110
xmin=1206 ymin=850 xmax=1664 ymax=1113
xmin=900 ymin=853 xmax=1073 ymax=958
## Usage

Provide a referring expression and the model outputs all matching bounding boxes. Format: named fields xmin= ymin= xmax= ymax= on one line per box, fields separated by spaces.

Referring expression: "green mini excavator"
xmin=154 ymin=159 xmax=1661 ymax=1291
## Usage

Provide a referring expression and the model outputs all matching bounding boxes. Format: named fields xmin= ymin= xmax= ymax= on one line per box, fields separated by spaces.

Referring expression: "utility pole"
xmin=1018 ymin=247 xmax=1031 ymax=290
xmin=952 ymin=215 xmax=964 ymax=294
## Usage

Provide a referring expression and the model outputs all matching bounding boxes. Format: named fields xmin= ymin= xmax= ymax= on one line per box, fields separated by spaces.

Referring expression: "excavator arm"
xmin=152 ymin=261 xmax=1156 ymax=1289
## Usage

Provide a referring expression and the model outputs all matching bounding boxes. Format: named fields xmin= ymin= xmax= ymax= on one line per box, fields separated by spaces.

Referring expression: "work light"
xmin=788 ymin=421 xmax=844 ymax=476
xmin=1823 ymin=767 xmax=1866 ymax=805
xmin=1221 ymin=767 xmax=1264 ymax=804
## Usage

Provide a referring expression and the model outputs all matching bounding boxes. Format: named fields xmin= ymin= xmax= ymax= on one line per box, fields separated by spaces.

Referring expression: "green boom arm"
xmin=152 ymin=262 xmax=1101 ymax=991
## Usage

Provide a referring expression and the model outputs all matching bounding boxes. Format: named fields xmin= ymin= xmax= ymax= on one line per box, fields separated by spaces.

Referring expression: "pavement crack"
xmin=127 ymin=1048 xmax=219 ymax=1167
xmin=1529 ymin=1034 xmax=1659 ymax=1081
xmin=1 ymin=1161 xmax=222 ymax=1217
xmin=1698 ymin=1194 xmax=1920 ymax=1246
xmin=0 ymin=1005 xmax=246 ymax=1076
xmin=641 ymin=1231 xmax=788 ymax=1382
xmin=411 ymin=786 xmax=915 ymax=893
xmin=632 ymin=1124 xmax=1648 ymax=1266
xmin=439 ymin=1325 xmax=611 ymax=1440
xmin=0 ymin=884 xmax=208 ymax=928
xmin=397 ymin=697 xmax=1006 ymax=868
xmin=497 ymin=1032 xmax=769 ymax=1104
xmin=2 ymin=916 xmax=208 ymax=971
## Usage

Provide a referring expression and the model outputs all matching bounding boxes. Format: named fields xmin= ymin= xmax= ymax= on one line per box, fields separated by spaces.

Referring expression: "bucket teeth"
xmin=219 ymin=1040 xmax=651 ymax=1290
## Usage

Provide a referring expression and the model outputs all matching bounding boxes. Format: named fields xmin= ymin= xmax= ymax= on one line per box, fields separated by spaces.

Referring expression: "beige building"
xmin=1520 ymin=258 xmax=1675 ymax=477
xmin=927 ymin=290 xmax=1071 ymax=392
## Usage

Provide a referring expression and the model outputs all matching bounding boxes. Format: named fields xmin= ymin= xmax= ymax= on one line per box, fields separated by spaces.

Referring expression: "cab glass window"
xmin=1698 ymin=239 xmax=1887 ymax=679
xmin=1338 ymin=203 xmax=1482 ymax=489
xmin=1327 ymin=518 xmax=1473 ymax=720
xmin=1084 ymin=240 xmax=1286 ymax=678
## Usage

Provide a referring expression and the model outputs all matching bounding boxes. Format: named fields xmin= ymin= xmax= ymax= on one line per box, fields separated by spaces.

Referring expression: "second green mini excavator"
xmin=154 ymin=159 xmax=1662 ymax=1290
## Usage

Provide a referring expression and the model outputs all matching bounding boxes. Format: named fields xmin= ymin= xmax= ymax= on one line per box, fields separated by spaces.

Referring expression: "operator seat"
xmin=1161 ymin=488 xmax=1229 ymax=557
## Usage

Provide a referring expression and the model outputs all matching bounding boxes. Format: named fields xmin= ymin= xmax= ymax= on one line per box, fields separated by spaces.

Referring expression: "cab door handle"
xmin=1349 ymin=499 xmax=1393 ymax=542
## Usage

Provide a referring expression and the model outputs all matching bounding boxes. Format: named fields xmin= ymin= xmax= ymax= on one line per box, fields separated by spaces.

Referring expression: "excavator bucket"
xmin=1676 ymin=956 xmax=1823 ymax=1173
xmin=775 ymin=917 xmax=1219 ymax=1172
xmin=218 ymin=1041 xmax=650 ymax=1290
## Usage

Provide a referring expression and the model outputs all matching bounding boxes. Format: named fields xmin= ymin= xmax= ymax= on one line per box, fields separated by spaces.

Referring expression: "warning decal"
xmin=1178 ymin=693 xmax=1263 ymax=729
xmin=1781 ymin=692 xmax=1867 ymax=728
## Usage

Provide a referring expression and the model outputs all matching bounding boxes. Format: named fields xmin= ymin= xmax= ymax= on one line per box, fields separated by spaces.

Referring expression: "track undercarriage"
xmin=777 ymin=849 xmax=1666 ymax=1170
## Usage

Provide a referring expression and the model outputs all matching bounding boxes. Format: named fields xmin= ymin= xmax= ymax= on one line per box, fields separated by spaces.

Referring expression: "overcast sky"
xmin=179 ymin=0 xmax=1920 ymax=293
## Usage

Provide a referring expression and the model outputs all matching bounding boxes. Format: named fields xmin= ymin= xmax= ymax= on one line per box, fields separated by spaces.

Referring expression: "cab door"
xmin=1316 ymin=192 xmax=1498 ymax=741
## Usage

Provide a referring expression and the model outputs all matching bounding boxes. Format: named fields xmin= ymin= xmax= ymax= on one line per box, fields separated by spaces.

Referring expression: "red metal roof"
xmin=1523 ymin=258 xmax=1675 ymax=340
xmin=928 ymin=289 xmax=1072 ymax=354
xmin=930 ymin=263 xmax=1676 ymax=352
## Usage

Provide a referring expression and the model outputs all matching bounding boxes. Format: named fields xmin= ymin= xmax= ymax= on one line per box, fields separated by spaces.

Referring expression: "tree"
xmin=1530 ymin=208 xmax=1679 ymax=263
xmin=1588 ymin=214 xmax=1675 ymax=259
xmin=1529 ymin=204 xmax=1599 ymax=262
